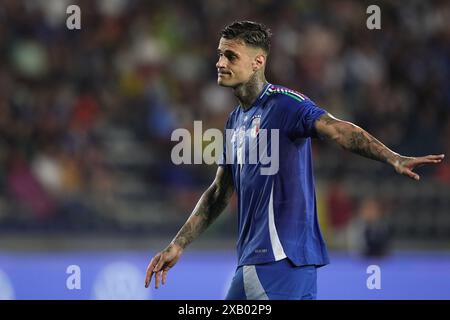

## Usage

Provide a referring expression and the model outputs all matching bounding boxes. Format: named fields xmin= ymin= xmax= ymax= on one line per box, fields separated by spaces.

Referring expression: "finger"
xmin=421 ymin=155 xmax=445 ymax=162
xmin=162 ymin=269 xmax=169 ymax=285
xmin=429 ymin=154 xmax=445 ymax=159
xmin=415 ymin=160 xmax=440 ymax=168
xmin=144 ymin=261 xmax=154 ymax=288
xmin=411 ymin=157 xmax=443 ymax=169
xmin=425 ymin=155 xmax=444 ymax=162
xmin=145 ymin=255 xmax=160 ymax=288
xmin=404 ymin=168 xmax=420 ymax=181
xmin=155 ymin=270 xmax=161 ymax=289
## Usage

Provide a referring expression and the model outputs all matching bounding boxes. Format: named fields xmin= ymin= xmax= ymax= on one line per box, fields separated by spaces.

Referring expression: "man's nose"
xmin=216 ymin=56 xmax=226 ymax=69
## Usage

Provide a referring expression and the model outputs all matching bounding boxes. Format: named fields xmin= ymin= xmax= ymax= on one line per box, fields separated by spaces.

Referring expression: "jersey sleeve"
xmin=281 ymin=96 xmax=327 ymax=139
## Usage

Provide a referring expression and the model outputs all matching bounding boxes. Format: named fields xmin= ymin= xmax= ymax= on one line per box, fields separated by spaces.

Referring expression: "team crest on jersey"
xmin=250 ymin=116 xmax=261 ymax=138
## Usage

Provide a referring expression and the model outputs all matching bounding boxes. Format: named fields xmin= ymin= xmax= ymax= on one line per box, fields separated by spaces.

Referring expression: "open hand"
xmin=144 ymin=243 xmax=183 ymax=289
xmin=393 ymin=154 xmax=445 ymax=180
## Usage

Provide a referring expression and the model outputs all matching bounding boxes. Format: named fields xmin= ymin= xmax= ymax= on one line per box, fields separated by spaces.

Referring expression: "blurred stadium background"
xmin=0 ymin=0 xmax=449 ymax=299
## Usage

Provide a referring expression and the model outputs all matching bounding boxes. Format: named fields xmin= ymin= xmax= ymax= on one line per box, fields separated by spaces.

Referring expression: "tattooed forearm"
xmin=171 ymin=170 xmax=233 ymax=249
xmin=317 ymin=114 xmax=400 ymax=165
xmin=345 ymin=129 xmax=398 ymax=163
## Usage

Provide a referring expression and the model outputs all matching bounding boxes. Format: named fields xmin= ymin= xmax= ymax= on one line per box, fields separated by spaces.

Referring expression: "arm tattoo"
xmin=172 ymin=170 xmax=234 ymax=249
xmin=318 ymin=114 xmax=400 ymax=165
xmin=347 ymin=130 xmax=392 ymax=162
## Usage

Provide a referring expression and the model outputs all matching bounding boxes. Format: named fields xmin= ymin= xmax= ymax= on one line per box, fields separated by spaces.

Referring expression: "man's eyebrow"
xmin=217 ymin=49 xmax=239 ymax=56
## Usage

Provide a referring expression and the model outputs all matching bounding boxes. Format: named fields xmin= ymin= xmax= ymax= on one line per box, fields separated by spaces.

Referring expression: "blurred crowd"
xmin=0 ymin=0 xmax=449 ymax=251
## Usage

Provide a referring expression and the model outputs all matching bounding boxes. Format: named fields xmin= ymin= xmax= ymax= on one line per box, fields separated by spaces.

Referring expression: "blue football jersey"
xmin=220 ymin=83 xmax=330 ymax=267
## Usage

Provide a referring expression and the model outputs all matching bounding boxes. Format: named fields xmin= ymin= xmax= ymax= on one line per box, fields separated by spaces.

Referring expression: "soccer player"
xmin=144 ymin=21 xmax=445 ymax=299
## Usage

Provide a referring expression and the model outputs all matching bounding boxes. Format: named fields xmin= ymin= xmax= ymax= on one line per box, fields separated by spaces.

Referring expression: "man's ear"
xmin=253 ymin=54 xmax=266 ymax=71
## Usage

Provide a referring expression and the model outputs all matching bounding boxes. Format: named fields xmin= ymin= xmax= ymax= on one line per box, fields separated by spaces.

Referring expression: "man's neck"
xmin=234 ymin=75 xmax=268 ymax=110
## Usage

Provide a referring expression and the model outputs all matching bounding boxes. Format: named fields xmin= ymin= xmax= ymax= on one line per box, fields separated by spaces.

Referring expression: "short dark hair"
xmin=220 ymin=21 xmax=272 ymax=55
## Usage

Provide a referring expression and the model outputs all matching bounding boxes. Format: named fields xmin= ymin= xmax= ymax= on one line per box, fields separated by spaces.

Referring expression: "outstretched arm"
xmin=315 ymin=113 xmax=445 ymax=180
xmin=145 ymin=166 xmax=234 ymax=288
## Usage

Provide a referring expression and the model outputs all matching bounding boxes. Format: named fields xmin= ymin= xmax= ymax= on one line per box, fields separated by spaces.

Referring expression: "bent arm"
xmin=171 ymin=166 xmax=234 ymax=249
xmin=314 ymin=113 xmax=445 ymax=180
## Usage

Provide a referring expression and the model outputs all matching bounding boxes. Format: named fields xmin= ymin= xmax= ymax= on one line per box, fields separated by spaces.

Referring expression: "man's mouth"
xmin=218 ymin=71 xmax=231 ymax=76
